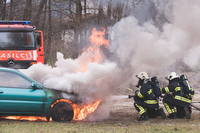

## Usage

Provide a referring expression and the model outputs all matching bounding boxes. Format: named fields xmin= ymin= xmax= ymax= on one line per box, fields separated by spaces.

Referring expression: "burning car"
xmin=0 ymin=67 xmax=78 ymax=122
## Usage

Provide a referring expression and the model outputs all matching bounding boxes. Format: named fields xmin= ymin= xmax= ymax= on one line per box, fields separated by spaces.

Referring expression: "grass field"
xmin=0 ymin=115 xmax=200 ymax=133
xmin=1 ymin=98 xmax=200 ymax=133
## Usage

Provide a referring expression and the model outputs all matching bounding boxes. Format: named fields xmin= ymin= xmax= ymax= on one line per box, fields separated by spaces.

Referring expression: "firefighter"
xmin=161 ymin=72 xmax=192 ymax=119
xmin=134 ymin=72 xmax=166 ymax=121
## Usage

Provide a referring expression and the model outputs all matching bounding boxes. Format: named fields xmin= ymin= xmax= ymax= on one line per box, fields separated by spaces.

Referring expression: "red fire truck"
xmin=0 ymin=21 xmax=44 ymax=69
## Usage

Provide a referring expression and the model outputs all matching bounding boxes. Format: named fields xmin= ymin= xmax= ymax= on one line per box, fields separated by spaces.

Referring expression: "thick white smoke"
xmin=25 ymin=52 xmax=119 ymax=98
xmin=21 ymin=0 xmax=200 ymax=121
xmin=109 ymin=0 xmax=200 ymax=80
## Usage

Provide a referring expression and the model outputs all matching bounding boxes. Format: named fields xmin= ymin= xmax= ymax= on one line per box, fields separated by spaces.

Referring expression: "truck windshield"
xmin=0 ymin=31 xmax=35 ymax=50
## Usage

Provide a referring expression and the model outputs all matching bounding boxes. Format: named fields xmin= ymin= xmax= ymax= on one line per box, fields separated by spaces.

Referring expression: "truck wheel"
xmin=51 ymin=102 xmax=74 ymax=122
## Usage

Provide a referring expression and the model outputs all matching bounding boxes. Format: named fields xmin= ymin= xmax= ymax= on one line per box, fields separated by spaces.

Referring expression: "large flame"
xmin=1 ymin=100 xmax=101 ymax=121
xmin=51 ymin=99 xmax=101 ymax=121
xmin=0 ymin=28 xmax=107 ymax=122
xmin=81 ymin=27 xmax=109 ymax=68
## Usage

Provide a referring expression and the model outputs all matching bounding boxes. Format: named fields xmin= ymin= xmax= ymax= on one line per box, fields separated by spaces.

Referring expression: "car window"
xmin=0 ymin=71 xmax=31 ymax=88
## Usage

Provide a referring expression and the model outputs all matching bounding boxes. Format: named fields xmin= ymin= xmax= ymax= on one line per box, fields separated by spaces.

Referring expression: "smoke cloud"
xmin=21 ymin=0 xmax=200 ymax=121
xmin=109 ymin=0 xmax=200 ymax=79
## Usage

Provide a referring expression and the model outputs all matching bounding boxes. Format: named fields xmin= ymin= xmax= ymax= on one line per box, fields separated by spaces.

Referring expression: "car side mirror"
xmin=31 ymin=83 xmax=40 ymax=89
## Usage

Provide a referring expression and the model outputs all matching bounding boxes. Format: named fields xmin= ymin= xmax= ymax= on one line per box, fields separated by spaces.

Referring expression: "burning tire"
xmin=51 ymin=102 xmax=74 ymax=122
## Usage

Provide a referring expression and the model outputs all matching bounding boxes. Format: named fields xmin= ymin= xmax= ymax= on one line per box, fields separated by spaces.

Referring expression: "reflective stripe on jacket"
xmin=174 ymin=95 xmax=191 ymax=103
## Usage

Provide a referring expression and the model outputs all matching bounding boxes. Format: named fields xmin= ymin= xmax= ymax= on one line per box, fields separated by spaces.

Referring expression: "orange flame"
xmin=0 ymin=116 xmax=51 ymax=121
xmin=84 ymin=28 xmax=109 ymax=63
xmin=51 ymin=99 xmax=101 ymax=121
xmin=1 ymin=99 xmax=101 ymax=121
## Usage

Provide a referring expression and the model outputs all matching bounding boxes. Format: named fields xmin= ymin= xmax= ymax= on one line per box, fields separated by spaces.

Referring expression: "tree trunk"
xmin=28 ymin=0 xmax=32 ymax=21
xmin=107 ymin=0 xmax=112 ymax=19
xmin=9 ymin=0 xmax=13 ymax=20
xmin=84 ymin=0 xmax=86 ymax=20
xmin=117 ymin=2 xmax=123 ymax=21
xmin=34 ymin=0 xmax=47 ymax=27
xmin=73 ymin=0 xmax=82 ymax=58
xmin=84 ymin=0 xmax=87 ymax=40
xmin=98 ymin=3 xmax=104 ymax=25
xmin=0 ymin=0 xmax=2 ymax=19
xmin=1 ymin=0 xmax=6 ymax=20
xmin=59 ymin=4 xmax=62 ymax=40
xmin=23 ymin=0 xmax=32 ymax=21
xmin=41 ymin=2 xmax=47 ymax=32
xmin=23 ymin=0 xmax=29 ymax=20
xmin=69 ymin=0 xmax=72 ymax=15
xmin=75 ymin=0 xmax=82 ymax=27
xmin=48 ymin=0 xmax=52 ymax=65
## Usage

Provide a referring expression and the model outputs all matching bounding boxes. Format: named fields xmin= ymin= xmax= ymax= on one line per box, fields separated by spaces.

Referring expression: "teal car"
xmin=0 ymin=67 xmax=78 ymax=122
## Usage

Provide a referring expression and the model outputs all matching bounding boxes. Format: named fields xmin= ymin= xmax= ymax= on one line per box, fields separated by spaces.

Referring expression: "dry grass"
xmin=0 ymin=114 xmax=200 ymax=133
xmin=1 ymin=98 xmax=200 ymax=133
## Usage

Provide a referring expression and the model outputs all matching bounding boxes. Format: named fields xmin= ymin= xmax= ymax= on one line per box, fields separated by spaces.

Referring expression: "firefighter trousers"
xmin=163 ymin=95 xmax=190 ymax=115
xmin=134 ymin=100 xmax=159 ymax=118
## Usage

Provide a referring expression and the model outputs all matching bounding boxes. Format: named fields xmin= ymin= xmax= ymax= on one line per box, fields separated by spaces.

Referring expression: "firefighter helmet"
xmin=167 ymin=72 xmax=179 ymax=80
xmin=136 ymin=72 xmax=150 ymax=80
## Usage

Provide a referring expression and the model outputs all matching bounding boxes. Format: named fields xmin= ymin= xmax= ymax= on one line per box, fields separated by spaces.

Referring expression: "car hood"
xmin=45 ymin=87 xmax=79 ymax=103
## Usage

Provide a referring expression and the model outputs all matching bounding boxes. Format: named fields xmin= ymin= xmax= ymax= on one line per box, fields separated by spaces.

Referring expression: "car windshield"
xmin=0 ymin=31 xmax=35 ymax=50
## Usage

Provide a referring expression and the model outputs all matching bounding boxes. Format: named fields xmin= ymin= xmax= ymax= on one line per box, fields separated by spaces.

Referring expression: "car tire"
xmin=51 ymin=101 xmax=74 ymax=122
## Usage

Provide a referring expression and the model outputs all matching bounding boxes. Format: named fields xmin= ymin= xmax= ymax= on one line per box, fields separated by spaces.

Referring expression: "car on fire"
xmin=0 ymin=67 xmax=78 ymax=122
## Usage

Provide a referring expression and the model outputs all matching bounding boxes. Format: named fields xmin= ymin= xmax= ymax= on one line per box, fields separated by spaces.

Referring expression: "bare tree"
xmin=69 ymin=0 xmax=72 ymax=15
xmin=84 ymin=0 xmax=86 ymax=21
xmin=41 ymin=2 xmax=47 ymax=31
xmin=107 ymin=0 xmax=112 ymax=19
xmin=0 ymin=0 xmax=3 ymax=19
xmin=33 ymin=0 xmax=47 ymax=27
xmin=47 ymin=0 xmax=52 ymax=65
xmin=9 ymin=0 xmax=14 ymax=20
xmin=112 ymin=2 xmax=124 ymax=22
xmin=1 ymin=0 xmax=6 ymax=20
xmin=23 ymin=0 xmax=32 ymax=20
xmin=97 ymin=2 xmax=104 ymax=25
xmin=73 ymin=0 xmax=82 ymax=58
xmin=1 ymin=0 xmax=135 ymax=65
xmin=28 ymin=0 xmax=32 ymax=20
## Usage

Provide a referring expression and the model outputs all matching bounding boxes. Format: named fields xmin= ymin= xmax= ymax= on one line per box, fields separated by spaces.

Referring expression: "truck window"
xmin=34 ymin=32 xmax=41 ymax=48
xmin=0 ymin=31 xmax=35 ymax=50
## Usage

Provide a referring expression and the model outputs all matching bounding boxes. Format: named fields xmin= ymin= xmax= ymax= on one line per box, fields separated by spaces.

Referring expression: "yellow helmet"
xmin=136 ymin=72 xmax=150 ymax=80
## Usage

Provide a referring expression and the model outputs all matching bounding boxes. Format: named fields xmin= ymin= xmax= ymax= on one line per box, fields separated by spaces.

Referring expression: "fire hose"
xmin=191 ymin=101 xmax=200 ymax=111
xmin=128 ymin=95 xmax=134 ymax=98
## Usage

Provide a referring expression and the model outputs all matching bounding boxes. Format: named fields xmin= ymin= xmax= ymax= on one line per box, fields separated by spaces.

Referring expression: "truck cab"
xmin=0 ymin=21 xmax=44 ymax=69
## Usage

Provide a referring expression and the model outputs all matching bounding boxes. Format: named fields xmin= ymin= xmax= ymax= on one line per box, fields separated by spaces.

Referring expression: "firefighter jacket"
xmin=134 ymin=81 xmax=157 ymax=105
xmin=161 ymin=78 xmax=191 ymax=104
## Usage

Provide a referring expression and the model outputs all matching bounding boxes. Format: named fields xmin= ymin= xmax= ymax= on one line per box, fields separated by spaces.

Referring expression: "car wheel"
xmin=51 ymin=101 xmax=74 ymax=122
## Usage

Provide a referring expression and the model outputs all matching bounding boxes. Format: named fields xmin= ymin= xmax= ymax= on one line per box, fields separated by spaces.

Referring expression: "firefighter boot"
xmin=158 ymin=108 xmax=166 ymax=119
xmin=167 ymin=113 xmax=176 ymax=119
xmin=184 ymin=107 xmax=191 ymax=119
xmin=137 ymin=113 xmax=148 ymax=121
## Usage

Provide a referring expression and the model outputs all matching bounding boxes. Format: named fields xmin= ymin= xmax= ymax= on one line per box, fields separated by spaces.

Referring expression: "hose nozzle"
xmin=128 ymin=95 xmax=134 ymax=98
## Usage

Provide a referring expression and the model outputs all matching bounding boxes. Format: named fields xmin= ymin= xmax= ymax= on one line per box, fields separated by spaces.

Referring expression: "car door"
xmin=34 ymin=30 xmax=44 ymax=64
xmin=0 ymin=71 xmax=45 ymax=113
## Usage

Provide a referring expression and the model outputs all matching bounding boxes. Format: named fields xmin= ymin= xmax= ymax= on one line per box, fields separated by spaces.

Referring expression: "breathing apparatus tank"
xmin=151 ymin=76 xmax=162 ymax=98
xmin=180 ymin=74 xmax=191 ymax=94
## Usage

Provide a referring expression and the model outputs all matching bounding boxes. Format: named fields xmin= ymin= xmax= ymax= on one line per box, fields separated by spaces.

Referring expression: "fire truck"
xmin=0 ymin=21 xmax=44 ymax=69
